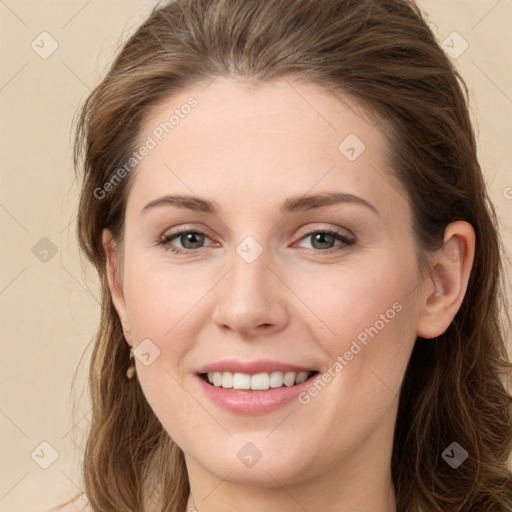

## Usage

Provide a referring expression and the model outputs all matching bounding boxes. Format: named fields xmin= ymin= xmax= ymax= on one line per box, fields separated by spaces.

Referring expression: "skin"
xmin=102 ymin=76 xmax=475 ymax=512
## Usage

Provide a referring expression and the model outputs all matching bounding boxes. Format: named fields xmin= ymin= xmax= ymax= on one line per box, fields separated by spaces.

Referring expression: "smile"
xmin=201 ymin=370 xmax=318 ymax=391
xmin=196 ymin=369 xmax=321 ymax=415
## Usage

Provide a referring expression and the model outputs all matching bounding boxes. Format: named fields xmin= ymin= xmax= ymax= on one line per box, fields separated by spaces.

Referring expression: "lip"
xmin=195 ymin=371 xmax=320 ymax=415
xmin=196 ymin=359 xmax=317 ymax=375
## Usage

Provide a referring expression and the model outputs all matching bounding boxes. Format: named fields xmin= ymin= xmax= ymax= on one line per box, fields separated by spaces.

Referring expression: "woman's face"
xmin=106 ymin=77 xmax=430 ymax=489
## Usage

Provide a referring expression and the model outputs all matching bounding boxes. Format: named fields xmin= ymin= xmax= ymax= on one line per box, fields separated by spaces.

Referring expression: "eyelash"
xmin=156 ymin=227 xmax=355 ymax=256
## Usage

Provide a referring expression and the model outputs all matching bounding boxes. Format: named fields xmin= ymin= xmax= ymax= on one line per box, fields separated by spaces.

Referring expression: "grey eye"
xmin=177 ymin=232 xmax=206 ymax=249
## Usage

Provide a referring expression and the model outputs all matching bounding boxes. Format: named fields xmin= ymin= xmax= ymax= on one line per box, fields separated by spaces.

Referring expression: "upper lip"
xmin=196 ymin=360 xmax=317 ymax=375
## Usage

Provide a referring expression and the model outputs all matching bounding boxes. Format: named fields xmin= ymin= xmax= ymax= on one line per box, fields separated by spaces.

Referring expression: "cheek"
xmin=292 ymin=254 xmax=417 ymax=349
xmin=122 ymin=255 xmax=203 ymax=343
xmin=287 ymin=258 xmax=418 ymax=464
xmin=291 ymin=250 xmax=420 ymax=424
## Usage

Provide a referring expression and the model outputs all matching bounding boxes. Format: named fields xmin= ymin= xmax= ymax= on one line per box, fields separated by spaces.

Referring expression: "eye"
xmin=294 ymin=229 xmax=355 ymax=254
xmin=157 ymin=229 xmax=215 ymax=254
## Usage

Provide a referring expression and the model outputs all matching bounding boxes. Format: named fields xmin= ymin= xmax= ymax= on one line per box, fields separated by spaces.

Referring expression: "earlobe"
xmin=416 ymin=221 xmax=475 ymax=339
xmin=102 ymin=229 xmax=132 ymax=345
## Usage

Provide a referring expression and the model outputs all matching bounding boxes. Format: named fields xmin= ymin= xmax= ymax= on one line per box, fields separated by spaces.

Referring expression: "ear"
xmin=102 ymin=228 xmax=132 ymax=346
xmin=416 ymin=221 xmax=476 ymax=339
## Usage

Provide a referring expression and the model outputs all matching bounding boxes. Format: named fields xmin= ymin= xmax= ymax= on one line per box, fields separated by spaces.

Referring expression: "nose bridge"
xmin=212 ymin=236 xmax=288 ymax=335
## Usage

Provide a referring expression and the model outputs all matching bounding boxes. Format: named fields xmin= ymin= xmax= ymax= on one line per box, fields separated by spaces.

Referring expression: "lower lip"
xmin=195 ymin=373 xmax=320 ymax=415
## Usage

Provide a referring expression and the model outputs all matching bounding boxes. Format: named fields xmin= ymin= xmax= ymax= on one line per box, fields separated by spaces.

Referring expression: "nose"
xmin=211 ymin=245 xmax=289 ymax=338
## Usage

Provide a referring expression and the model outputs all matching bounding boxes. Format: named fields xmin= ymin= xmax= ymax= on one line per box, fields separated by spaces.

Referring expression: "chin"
xmin=184 ymin=434 xmax=317 ymax=487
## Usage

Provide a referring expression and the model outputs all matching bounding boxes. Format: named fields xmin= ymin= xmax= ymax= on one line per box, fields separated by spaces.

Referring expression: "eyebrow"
xmin=141 ymin=192 xmax=380 ymax=217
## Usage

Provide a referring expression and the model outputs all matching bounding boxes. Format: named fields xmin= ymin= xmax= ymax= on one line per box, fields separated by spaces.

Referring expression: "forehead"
xmin=127 ymin=76 xmax=404 ymax=219
xmin=138 ymin=75 xmax=384 ymax=155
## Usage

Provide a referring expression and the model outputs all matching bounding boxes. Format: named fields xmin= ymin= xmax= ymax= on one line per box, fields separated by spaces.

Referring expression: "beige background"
xmin=0 ymin=1 xmax=511 ymax=510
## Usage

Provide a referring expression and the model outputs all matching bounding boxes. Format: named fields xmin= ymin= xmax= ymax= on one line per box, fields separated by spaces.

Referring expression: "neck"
xmin=185 ymin=476 xmax=396 ymax=512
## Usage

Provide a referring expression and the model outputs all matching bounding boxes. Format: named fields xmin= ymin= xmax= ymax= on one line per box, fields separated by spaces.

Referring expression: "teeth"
xmin=251 ymin=372 xmax=269 ymax=390
xmin=269 ymin=371 xmax=284 ymax=388
xmin=206 ymin=371 xmax=312 ymax=390
xmin=221 ymin=372 xmax=233 ymax=388
xmin=233 ymin=372 xmax=251 ymax=389
xmin=212 ymin=372 xmax=222 ymax=387
xmin=283 ymin=372 xmax=295 ymax=386
xmin=295 ymin=371 xmax=309 ymax=384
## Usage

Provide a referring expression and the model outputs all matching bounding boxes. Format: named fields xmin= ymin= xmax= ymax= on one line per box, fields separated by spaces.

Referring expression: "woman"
xmin=64 ymin=0 xmax=512 ymax=510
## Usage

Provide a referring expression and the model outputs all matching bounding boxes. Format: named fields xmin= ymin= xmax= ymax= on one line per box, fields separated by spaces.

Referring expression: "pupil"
xmin=183 ymin=232 xmax=204 ymax=249
xmin=313 ymin=233 xmax=334 ymax=249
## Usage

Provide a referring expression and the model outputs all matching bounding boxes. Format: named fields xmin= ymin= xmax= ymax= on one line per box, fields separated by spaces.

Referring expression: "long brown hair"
xmin=64 ymin=0 xmax=512 ymax=510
